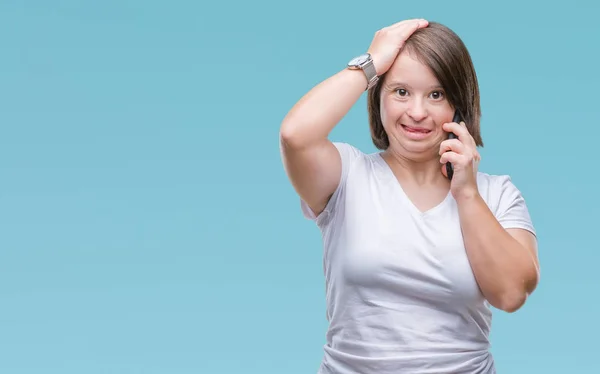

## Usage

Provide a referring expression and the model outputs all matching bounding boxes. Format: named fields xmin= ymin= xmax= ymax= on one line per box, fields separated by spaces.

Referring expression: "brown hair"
xmin=367 ymin=21 xmax=483 ymax=149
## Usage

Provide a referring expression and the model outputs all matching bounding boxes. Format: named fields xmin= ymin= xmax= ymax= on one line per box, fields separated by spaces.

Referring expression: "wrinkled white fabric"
xmin=301 ymin=142 xmax=536 ymax=374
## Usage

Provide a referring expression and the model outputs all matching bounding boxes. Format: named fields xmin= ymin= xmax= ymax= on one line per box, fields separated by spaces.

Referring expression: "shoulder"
xmin=299 ymin=142 xmax=369 ymax=222
xmin=476 ymin=171 xmax=536 ymax=234
xmin=331 ymin=141 xmax=382 ymax=165
xmin=300 ymin=142 xmax=380 ymax=223
xmin=330 ymin=141 xmax=380 ymax=178
xmin=476 ymin=171 xmax=524 ymax=208
xmin=476 ymin=171 xmax=516 ymax=193
xmin=476 ymin=172 xmax=525 ymax=199
xmin=331 ymin=141 xmax=366 ymax=163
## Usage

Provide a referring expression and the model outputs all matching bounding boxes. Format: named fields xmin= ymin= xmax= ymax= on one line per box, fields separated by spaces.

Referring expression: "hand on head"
xmin=367 ymin=19 xmax=429 ymax=76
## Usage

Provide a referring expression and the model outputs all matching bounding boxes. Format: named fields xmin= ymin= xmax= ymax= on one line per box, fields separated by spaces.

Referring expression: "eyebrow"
xmin=385 ymin=81 xmax=443 ymax=90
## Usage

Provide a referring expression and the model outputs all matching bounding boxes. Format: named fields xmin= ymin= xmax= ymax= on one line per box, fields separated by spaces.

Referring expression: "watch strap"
xmin=362 ymin=58 xmax=378 ymax=90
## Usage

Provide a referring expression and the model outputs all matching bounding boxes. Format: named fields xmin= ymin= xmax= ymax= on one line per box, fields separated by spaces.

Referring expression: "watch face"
xmin=348 ymin=53 xmax=370 ymax=67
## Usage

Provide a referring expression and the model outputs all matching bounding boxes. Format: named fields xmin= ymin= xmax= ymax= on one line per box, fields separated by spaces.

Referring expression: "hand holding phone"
xmin=445 ymin=110 xmax=463 ymax=180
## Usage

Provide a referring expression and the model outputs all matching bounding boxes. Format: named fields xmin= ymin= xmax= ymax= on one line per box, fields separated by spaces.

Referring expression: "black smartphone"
xmin=445 ymin=109 xmax=463 ymax=180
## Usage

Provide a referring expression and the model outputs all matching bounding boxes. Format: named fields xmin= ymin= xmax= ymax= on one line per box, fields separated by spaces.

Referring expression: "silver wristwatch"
xmin=347 ymin=53 xmax=379 ymax=90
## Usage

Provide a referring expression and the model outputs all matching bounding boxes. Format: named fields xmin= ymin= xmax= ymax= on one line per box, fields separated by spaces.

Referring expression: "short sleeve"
xmin=493 ymin=175 xmax=536 ymax=237
xmin=300 ymin=142 xmax=363 ymax=225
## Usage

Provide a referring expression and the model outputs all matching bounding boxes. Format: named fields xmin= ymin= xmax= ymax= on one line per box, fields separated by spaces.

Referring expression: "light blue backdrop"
xmin=1 ymin=1 xmax=597 ymax=373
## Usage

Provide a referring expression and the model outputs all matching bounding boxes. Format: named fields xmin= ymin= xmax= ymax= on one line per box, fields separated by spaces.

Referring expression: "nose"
xmin=406 ymin=99 xmax=427 ymax=122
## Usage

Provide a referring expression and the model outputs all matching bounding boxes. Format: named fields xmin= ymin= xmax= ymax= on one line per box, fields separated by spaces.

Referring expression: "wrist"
xmin=341 ymin=68 xmax=376 ymax=93
xmin=454 ymin=187 xmax=481 ymax=205
xmin=347 ymin=53 xmax=379 ymax=90
xmin=366 ymin=51 xmax=385 ymax=76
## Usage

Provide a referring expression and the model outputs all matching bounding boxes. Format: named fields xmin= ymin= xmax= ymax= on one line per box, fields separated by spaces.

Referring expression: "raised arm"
xmin=279 ymin=69 xmax=366 ymax=216
xmin=280 ymin=19 xmax=429 ymax=216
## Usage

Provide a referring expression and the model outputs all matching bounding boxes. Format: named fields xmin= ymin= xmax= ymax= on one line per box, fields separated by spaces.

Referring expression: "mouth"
xmin=400 ymin=124 xmax=432 ymax=138
xmin=401 ymin=125 xmax=431 ymax=133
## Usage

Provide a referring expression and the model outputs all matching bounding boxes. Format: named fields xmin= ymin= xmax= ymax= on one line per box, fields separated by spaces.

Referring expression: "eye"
xmin=429 ymin=90 xmax=445 ymax=100
xmin=396 ymin=88 xmax=408 ymax=96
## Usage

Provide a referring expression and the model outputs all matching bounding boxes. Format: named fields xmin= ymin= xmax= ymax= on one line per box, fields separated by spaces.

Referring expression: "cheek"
xmin=380 ymin=96 xmax=406 ymax=126
xmin=430 ymin=107 xmax=454 ymax=129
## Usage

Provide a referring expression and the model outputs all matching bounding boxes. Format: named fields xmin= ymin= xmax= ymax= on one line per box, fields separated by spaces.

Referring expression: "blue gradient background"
xmin=1 ymin=1 xmax=597 ymax=373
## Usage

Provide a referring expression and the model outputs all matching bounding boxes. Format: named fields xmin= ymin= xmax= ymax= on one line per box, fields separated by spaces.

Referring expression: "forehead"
xmin=385 ymin=50 xmax=440 ymax=88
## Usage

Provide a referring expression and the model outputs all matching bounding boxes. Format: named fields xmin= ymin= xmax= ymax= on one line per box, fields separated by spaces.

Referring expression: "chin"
xmin=399 ymin=142 xmax=437 ymax=159
xmin=390 ymin=130 xmax=442 ymax=159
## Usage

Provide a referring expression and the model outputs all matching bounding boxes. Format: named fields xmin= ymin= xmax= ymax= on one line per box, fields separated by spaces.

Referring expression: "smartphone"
xmin=445 ymin=109 xmax=463 ymax=180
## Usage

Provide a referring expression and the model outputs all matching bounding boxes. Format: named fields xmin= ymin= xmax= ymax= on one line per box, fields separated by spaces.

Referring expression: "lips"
xmin=401 ymin=125 xmax=431 ymax=133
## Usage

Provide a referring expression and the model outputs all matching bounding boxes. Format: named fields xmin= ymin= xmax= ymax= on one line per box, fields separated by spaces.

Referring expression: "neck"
xmin=381 ymin=148 xmax=447 ymax=186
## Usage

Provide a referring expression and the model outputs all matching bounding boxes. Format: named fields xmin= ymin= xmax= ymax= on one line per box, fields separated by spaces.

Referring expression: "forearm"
xmin=279 ymin=68 xmax=368 ymax=149
xmin=457 ymin=192 xmax=539 ymax=312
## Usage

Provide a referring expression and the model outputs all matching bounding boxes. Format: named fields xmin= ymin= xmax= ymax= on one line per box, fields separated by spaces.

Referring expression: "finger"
xmin=389 ymin=19 xmax=427 ymax=30
xmin=375 ymin=20 xmax=420 ymax=41
xmin=440 ymin=151 xmax=466 ymax=166
xmin=459 ymin=121 xmax=479 ymax=149
xmin=379 ymin=20 xmax=410 ymax=33
xmin=439 ymin=138 xmax=467 ymax=155
xmin=440 ymin=141 xmax=480 ymax=167
xmin=443 ymin=121 xmax=474 ymax=146
xmin=392 ymin=19 xmax=428 ymax=40
xmin=395 ymin=20 xmax=428 ymax=37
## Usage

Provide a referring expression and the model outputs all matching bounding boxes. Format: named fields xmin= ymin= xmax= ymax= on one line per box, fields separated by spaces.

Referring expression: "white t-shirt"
xmin=300 ymin=142 xmax=536 ymax=374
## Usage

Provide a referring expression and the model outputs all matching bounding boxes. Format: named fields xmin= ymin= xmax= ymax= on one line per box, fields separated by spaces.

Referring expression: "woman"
xmin=279 ymin=19 xmax=539 ymax=374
